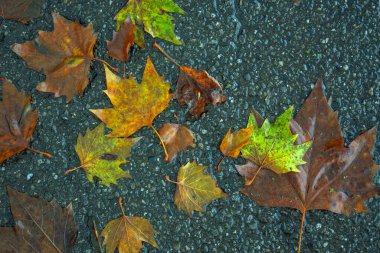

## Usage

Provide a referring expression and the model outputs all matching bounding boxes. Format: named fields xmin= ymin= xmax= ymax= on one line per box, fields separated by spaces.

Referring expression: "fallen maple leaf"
xmin=0 ymin=0 xmax=45 ymax=23
xmin=166 ymin=161 xmax=228 ymax=216
xmin=239 ymin=79 xmax=379 ymax=253
xmin=65 ymin=123 xmax=141 ymax=187
xmin=238 ymin=106 xmax=311 ymax=185
xmin=90 ymin=58 xmax=171 ymax=159
xmin=0 ymin=187 xmax=77 ymax=252
xmin=154 ymin=42 xmax=226 ymax=116
xmin=217 ymin=127 xmax=253 ymax=171
xmin=158 ymin=123 xmax=195 ymax=162
xmin=0 ymin=78 xmax=50 ymax=163
xmin=11 ymin=12 xmax=104 ymax=102
xmin=115 ymin=0 xmax=184 ymax=46
xmin=107 ymin=16 xmax=136 ymax=63
xmin=101 ymin=197 xmax=158 ymax=253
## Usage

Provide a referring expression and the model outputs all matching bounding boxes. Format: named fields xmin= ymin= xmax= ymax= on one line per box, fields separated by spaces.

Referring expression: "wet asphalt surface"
xmin=0 ymin=0 xmax=379 ymax=252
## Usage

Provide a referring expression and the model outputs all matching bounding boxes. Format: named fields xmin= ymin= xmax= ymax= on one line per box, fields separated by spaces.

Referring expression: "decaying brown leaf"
xmin=238 ymin=79 xmax=379 ymax=253
xmin=0 ymin=0 xmax=45 ymax=23
xmin=217 ymin=127 xmax=253 ymax=171
xmin=158 ymin=123 xmax=195 ymax=162
xmin=0 ymin=187 xmax=77 ymax=252
xmin=12 ymin=12 xmax=97 ymax=102
xmin=154 ymin=42 xmax=226 ymax=116
xmin=0 ymin=78 xmax=50 ymax=163
xmin=107 ymin=16 xmax=136 ymax=62
xmin=101 ymin=197 xmax=158 ymax=253
xmin=166 ymin=161 xmax=228 ymax=216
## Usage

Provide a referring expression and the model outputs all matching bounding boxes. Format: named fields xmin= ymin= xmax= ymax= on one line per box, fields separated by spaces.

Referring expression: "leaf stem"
xmin=153 ymin=42 xmax=181 ymax=68
xmin=92 ymin=57 xmax=118 ymax=72
xmin=298 ymin=207 xmax=307 ymax=253
xmin=216 ymin=155 xmax=226 ymax=172
xmin=150 ymin=124 xmax=169 ymax=161
xmin=93 ymin=220 xmax=104 ymax=253
xmin=26 ymin=147 xmax=52 ymax=159
xmin=118 ymin=197 xmax=126 ymax=217
xmin=245 ymin=164 xmax=263 ymax=186
xmin=165 ymin=175 xmax=178 ymax=184
xmin=64 ymin=156 xmax=99 ymax=175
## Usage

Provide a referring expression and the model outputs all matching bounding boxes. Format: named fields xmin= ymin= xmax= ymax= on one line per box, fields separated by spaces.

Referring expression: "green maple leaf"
xmin=68 ymin=123 xmax=141 ymax=187
xmin=240 ymin=106 xmax=311 ymax=185
xmin=115 ymin=0 xmax=184 ymax=46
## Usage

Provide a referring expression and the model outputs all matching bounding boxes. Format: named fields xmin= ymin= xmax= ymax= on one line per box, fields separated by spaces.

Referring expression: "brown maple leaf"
xmin=0 ymin=78 xmax=50 ymax=163
xmin=11 ymin=12 xmax=99 ymax=102
xmin=107 ymin=16 xmax=136 ymax=63
xmin=158 ymin=123 xmax=195 ymax=162
xmin=0 ymin=187 xmax=77 ymax=252
xmin=0 ymin=0 xmax=45 ymax=23
xmin=237 ymin=79 xmax=379 ymax=253
xmin=153 ymin=42 xmax=226 ymax=116
xmin=101 ymin=197 xmax=158 ymax=253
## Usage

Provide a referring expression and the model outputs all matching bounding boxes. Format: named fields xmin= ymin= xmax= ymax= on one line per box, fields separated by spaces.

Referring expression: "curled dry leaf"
xmin=217 ymin=127 xmax=253 ymax=171
xmin=0 ymin=78 xmax=50 ymax=163
xmin=0 ymin=187 xmax=77 ymax=252
xmin=12 ymin=12 xmax=97 ymax=102
xmin=115 ymin=0 xmax=184 ymax=46
xmin=238 ymin=106 xmax=311 ymax=185
xmin=91 ymin=58 xmax=171 ymax=158
xmin=107 ymin=16 xmax=136 ymax=62
xmin=0 ymin=0 xmax=45 ymax=23
xmin=166 ymin=161 xmax=228 ymax=216
xmin=154 ymin=42 xmax=226 ymax=116
xmin=158 ymin=123 xmax=195 ymax=162
xmin=239 ymin=79 xmax=379 ymax=253
xmin=101 ymin=197 xmax=158 ymax=253
xmin=65 ymin=123 xmax=141 ymax=187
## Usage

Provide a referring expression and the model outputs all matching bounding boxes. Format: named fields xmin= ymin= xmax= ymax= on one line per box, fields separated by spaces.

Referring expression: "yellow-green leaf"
xmin=167 ymin=161 xmax=228 ymax=216
xmin=240 ymin=106 xmax=311 ymax=185
xmin=71 ymin=123 xmax=141 ymax=187
xmin=115 ymin=0 xmax=184 ymax=46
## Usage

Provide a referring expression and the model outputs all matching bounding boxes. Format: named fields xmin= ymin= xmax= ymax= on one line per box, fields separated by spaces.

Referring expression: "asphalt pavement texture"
xmin=0 ymin=0 xmax=379 ymax=252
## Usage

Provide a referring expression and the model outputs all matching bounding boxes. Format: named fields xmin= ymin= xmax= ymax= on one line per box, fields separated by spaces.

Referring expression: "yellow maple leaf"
xmin=90 ymin=57 xmax=172 ymax=158
xmin=101 ymin=197 xmax=158 ymax=253
xmin=166 ymin=161 xmax=228 ymax=216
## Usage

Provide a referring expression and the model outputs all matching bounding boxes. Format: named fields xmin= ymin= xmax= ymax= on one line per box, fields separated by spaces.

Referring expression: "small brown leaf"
xmin=101 ymin=197 xmax=158 ymax=253
xmin=107 ymin=16 xmax=136 ymax=62
xmin=153 ymin=42 xmax=226 ymax=116
xmin=0 ymin=78 xmax=46 ymax=163
xmin=0 ymin=0 xmax=45 ymax=23
xmin=0 ymin=187 xmax=77 ymax=252
xmin=12 ymin=12 xmax=97 ymax=102
xmin=158 ymin=123 xmax=195 ymax=162
xmin=217 ymin=127 xmax=253 ymax=171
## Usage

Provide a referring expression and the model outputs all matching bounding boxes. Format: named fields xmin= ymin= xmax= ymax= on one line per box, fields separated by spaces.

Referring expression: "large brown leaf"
xmin=0 ymin=78 xmax=38 ymax=163
xmin=153 ymin=42 xmax=226 ymax=116
xmin=238 ymin=79 xmax=378 ymax=252
xmin=12 ymin=12 xmax=97 ymax=102
xmin=0 ymin=0 xmax=45 ymax=23
xmin=0 ymin=187 xmax=77 ymax=252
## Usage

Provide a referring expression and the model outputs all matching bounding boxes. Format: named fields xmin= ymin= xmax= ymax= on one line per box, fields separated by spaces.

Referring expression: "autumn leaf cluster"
xmin=0 ymin=0 xmax=378 ymax=253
